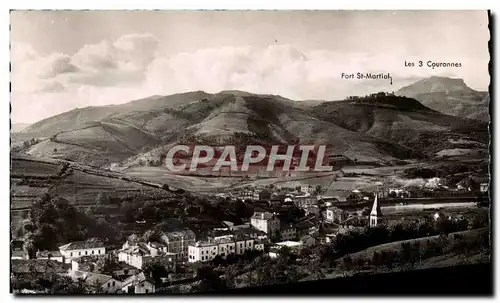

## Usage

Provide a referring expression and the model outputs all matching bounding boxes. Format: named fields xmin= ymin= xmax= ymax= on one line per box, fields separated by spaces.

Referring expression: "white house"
xmin=59 ymin=240 xmax=106 ymax=264
xmin=301 ymin=185 xmax=315 ymax=194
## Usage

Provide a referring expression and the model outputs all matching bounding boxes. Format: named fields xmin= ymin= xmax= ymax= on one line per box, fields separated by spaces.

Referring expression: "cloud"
xmin=11 ymin=34 xmax=489 ymax=123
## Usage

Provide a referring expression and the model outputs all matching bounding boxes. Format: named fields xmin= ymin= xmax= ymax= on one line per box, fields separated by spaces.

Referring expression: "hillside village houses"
xmin=58 ymin=239 xmax=106 ymax=264
xmin=188 ymin=234 xmax=264 ymax=263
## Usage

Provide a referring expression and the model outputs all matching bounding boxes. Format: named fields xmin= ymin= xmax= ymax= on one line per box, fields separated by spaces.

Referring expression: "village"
xmin=10 ymin=172 xmax=489 ymax=294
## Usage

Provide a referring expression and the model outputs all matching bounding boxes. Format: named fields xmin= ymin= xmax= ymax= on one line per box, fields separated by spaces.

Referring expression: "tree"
xmin=95 ymin=254 xmax=118 ymax=274
xmin=315 ymin=185 xmax=322 ymax=194
xmin=143 ymin=262 xmax=169 ymax=287
xmin=339 ymin=255 xmax=353 ymax=276
xmin=143 ymin=229 xmax=162 ymax=243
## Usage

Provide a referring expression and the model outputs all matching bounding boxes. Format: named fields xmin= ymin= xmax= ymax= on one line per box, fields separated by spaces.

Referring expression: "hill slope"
xmin=12 ymin=90 xmax=489 ymax=168
xmin=396 ymin=76 xmax=490 ymax=121
xmin=312 ymin=93 xmax=489 ymax=158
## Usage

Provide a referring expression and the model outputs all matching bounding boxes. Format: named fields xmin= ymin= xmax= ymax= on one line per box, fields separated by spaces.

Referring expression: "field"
xmin=10 ymin=157 xmax=177 ymax=238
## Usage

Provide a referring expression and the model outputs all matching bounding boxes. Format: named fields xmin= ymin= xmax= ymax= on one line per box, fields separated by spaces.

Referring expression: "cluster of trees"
xmin=21 ymin=194 xmax=117 ymax=255
xmin=11 ymin=273 xmax=87 ymax=294
xmin=313 ymin=215 xmax=486 ymax=267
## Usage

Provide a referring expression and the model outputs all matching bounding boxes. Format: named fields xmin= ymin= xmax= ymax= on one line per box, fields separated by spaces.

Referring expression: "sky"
xmin=10 ymin=10 xmax=490 ymax=123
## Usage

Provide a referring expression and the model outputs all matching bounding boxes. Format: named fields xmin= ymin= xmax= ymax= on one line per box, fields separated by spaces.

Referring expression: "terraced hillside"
xmin=13 ymin=80 xmax=489 ymax=169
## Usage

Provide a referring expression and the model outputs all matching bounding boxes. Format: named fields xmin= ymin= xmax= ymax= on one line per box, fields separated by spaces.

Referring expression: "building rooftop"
xmin=274 ymin=241 xmax=302 ymax=248
xmin=71 ymin=270 xmax=114 ymax=286
xmin=71 ymin=255 xmax=100 ymax=264
xmin=36 ymin=250 xmax=63 ymax=258
xmin=59 ymin=239 xmax=105 ymax=251
xmin=122 ymin=272 xmax=154 ymax=288
xmin=322 ymin=190 xmax=352 ymax=199
xmin=11 ymin=259 xmax=68 ymax=274
xmin=251 ymin=211 xmax=277 ymax=221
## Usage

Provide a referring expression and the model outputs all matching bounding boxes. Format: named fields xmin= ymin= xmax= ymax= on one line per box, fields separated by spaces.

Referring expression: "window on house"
xmin=107 ymin=282 xmax=110 ymax=287
xmin=79 ymin=252 xmax=81 ymax=256
xmin=92 ymin=250 xmax=94 ymax=255
xmin=145 ymin=289 xmax=149 ymax=294
xmin=70 ymin=252 xmax=73 ymax=257
xmin=98 ymin=250 xmax=101 ymax=254
xmin=112 ymin=281 xmax=115 ymax=287
xmin=85 ymin=251 xmax=88 ymax=255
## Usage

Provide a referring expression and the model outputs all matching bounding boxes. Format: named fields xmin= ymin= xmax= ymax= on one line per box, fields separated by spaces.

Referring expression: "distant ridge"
xmin=396 ymin=76 xmax=489 ymax=121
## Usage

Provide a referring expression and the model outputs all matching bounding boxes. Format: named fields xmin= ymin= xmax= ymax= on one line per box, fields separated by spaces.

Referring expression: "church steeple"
xmin=369 ymin=194 xmax=383 ymax=227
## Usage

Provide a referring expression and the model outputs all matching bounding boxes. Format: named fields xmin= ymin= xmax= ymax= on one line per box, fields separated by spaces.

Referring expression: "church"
xmin=369 ymin=195 xmax=383 ymax=227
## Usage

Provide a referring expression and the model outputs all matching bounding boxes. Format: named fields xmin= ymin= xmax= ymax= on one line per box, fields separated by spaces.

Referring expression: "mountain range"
xmin=11 ymin=77 xmax=489 ymax=168
xmin=396 ymin=76 xmax=490 ymax=121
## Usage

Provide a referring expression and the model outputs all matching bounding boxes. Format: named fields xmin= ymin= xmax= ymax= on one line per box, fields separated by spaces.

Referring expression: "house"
xmin=160 ymin=228 xmax=196 ymax=261
xmin=295 ymin=219 xmax=319 ymax=238
xmin=369 ymin=195 xmax=383 ymax=227
xmin=36 ymin=250 xmax=64 ymax=263
xmin=294 ymin=194 xmax=317 ymax=208
xmin=280 ymin=221 xmax=297 ymax=241
xmin=118 ymin=241 xmax=176 ymax=270
xmin=326 ymin=206 xmax=349 ymax=223
xmin=250 ymin=212 xmax=281 ymax=236
xmin=121 ymin=272 xmax=155 ymax=294
xmin=70 ymin=271 xmax=121 ymax=293
xmin=300 ymin=185 xmax=315 ymax=194
xmin=321 ymin=190 xmax=351 ymax=203
xmin=480 ymin=182 xmax=489 ymax=193
xmin=59 ymin=239 xmax=106 ymax=264
xmin=305 ymin=205 xmax=320 ymax=216
xmin=187 ymin=235 xmax=262 ymax=263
